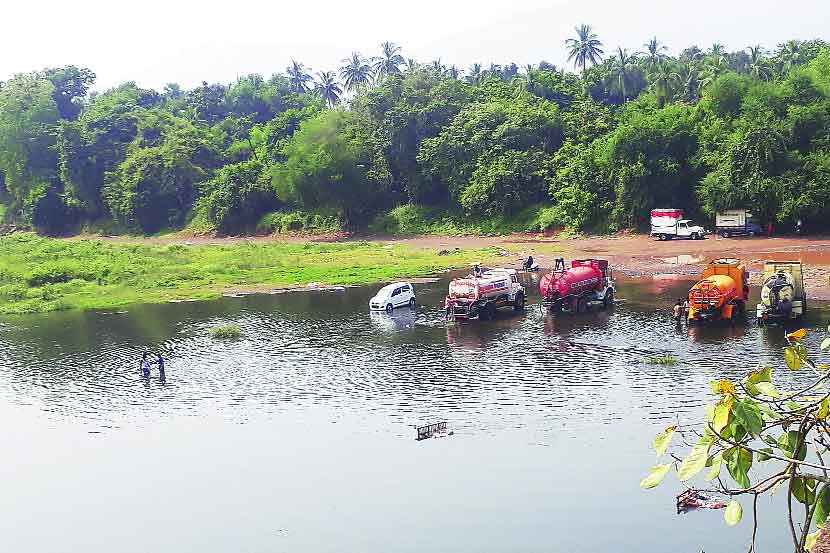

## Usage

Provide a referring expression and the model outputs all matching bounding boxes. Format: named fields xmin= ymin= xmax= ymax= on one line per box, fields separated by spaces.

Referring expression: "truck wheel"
xmin=719 ymin=231 xmax=728 ymax=238
xmin=577 ymin=297 xmax=588 ymax=314
xmin=409 ymin=298 xmax=416 ymax=309
xmin=691 ymin=233 xmax=699 ymax=240
xmin=603 ymin=289 xmax=614 ymax=309
xmin=513 ymin=293 xmax=525 ymax=312
xmin=659 ymin=234 xmax=667 ymax=241
xmin=486 ymin=302 xmax=497 ymax=320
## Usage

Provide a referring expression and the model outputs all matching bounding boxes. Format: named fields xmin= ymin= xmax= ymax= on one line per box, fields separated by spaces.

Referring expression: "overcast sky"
xmin=2 ymin=0 xmax=828 ymax=91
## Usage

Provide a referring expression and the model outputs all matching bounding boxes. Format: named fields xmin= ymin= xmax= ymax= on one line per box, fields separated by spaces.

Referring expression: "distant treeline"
xmin=0 ymin=33 xmax=829 ymax=235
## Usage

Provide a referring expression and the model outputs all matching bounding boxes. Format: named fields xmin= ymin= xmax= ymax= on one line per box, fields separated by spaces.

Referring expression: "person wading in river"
xmin=140 ymin=353 xmax=152 ymax=377
xmin=673 ymin=299 xmax=684 ymax=325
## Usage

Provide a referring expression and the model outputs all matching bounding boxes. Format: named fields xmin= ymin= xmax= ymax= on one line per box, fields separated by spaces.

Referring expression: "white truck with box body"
xmin=650 ymin=209 xmax=707 ymax=241
xmin=716 ymin=209 xmax=763 ymax=238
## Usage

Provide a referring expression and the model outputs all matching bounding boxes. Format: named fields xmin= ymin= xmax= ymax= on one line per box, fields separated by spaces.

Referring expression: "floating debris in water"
xmin=676 ymin=489 xmax=726 ymax=514
xmin=416 ymin=421 xmax=452 ymax=441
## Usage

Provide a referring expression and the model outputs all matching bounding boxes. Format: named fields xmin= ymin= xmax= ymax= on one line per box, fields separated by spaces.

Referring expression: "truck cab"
xmin=650 ymin=209 xmax=707 ymax=241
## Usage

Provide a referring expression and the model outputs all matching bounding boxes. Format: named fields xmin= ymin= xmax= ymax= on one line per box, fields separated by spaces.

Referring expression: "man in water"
xmin=473 ymin=263 xmax=482 ymax=277
xmin=673 ymin=300 xmax=684 ymax=323
xmin=140 ymin=353 xmax=152 ymax=377
xmin=156 ymin=354 xmax=166 ymax=383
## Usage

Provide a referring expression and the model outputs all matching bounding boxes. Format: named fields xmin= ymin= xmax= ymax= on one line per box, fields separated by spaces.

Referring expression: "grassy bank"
xmin=0 ymin=233 xmax=501 ymax=314
xmin=368 ymin=204 xmax=561 ymax=236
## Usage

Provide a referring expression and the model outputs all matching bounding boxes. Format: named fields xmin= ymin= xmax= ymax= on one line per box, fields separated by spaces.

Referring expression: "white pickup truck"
xmin=650 ymin=209 xmax=707 ymax=241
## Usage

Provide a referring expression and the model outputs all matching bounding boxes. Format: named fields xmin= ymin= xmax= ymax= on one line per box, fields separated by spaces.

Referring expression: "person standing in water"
xmin=140 ymin=353 xmax=152 ymax=377
xmin=156 ymin=353 xmax=166 ymax=383
xmin=673 ymin=300 xmax=684 ymax=325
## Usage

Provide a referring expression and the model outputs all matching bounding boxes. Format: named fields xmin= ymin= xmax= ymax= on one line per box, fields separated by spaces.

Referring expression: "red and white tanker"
xmin=540 ymin=258 xmax=615 ymax=314
xmin=445 ymin=267 xmax=526 ymax=320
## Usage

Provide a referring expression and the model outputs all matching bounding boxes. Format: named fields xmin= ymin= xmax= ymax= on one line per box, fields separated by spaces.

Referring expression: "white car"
xmin=369 ymin=282 xmax=416 ymax=312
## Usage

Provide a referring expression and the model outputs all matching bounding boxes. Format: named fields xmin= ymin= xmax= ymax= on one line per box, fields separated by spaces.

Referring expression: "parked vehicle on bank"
xmin=445 ymin=268 xmax=525 ymax=320
xmin=756 ymin=261 xmax=806 ymax=325
xmin=540 ymin=258 xmax=615 ymax=314
xmin=369 ymin=282 xmax=416 ymax=312
xmin=650 ymin=208 xmax=707 ymax=240
xmin=687 ymin=259 xmax=749 ymax=323
xmin=715 ymin=209 xmax=763 ymax=238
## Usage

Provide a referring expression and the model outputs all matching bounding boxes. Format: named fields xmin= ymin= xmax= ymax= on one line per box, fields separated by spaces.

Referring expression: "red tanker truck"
xmin=540 ymin=258 xmax=615 ymax=314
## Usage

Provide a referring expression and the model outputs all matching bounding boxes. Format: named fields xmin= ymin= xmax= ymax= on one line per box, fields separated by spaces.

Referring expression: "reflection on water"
xmin=0 ymin=273 xmax=827 ymax=552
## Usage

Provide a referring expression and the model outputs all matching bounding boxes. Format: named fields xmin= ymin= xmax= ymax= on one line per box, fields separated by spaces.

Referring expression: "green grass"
xmin=209 ymin=324 xmax=243 ymax=339
xmin=0 ymin=233 xmax=500 ymax=314
xmin=256 ymin=208 xmax=341 ymax=234
xmin=368 ymin=204 xmax=561 ymax=236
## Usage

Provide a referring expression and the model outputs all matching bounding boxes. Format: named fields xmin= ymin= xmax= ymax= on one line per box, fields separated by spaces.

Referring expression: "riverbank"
xmin=5 ymin=231 xmax=830 ymax=314
xmin=0 ymin=233 xmax=508 ymax=314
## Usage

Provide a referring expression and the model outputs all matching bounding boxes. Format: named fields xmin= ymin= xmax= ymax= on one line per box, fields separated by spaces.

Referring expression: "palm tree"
xmin=747 ymin=45 xmax=772 ymax=80
xmin=486 ymin=62 xmax=502 ymax=78
xmin=372 ymin=41 xmax=405 ymax=80
xmin=777 ymin=40 xmax=803 ymax=72
xmin=680 ymin=62 xmax=702 ymax=101
xmin=448 ymin=65 xmax=461 ymax=79
xmin=340 ymin=52 xmax=373 ymax=92
xmin=314 ymin=71 xmax=342 ymax=107
xmin=405 ymin=58 xmax=419 ymax=73
xmin=466 ymin=63 xmax=483 ymax=84
xmin=565 ymin=24 xmax=604 ymax=76
xmin=708 ymin=43 xmax=726 ymax=63
xmin=641 ymin=37 xmax=668 ymax=66
xmin=699 ymin=56 xmax=728 ymax=89
xmin=286 ymin=60 xmax=313 ymax=93
xmin=610 ymin=47 xmax=637 ymax=101
xmin=650 ymin=60 xmax=680 ymax=105
xmin=429 ymin=59 xmax=445 ymax=73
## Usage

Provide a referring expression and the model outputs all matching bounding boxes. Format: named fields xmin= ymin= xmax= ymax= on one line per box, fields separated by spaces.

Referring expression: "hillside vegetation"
xmin=0 ymin=34 xmax=829 ymax=236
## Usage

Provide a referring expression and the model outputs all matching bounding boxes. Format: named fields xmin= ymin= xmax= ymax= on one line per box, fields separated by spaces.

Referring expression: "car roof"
xmin=378 ymin=282 xmax=411 ymax=292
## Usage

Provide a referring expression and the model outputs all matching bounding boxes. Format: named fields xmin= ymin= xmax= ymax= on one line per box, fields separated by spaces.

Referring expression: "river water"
xmin=0 ymin=272 xmax=825 ymax=552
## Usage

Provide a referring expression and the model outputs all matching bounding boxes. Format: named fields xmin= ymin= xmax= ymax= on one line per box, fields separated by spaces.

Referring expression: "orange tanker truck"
xmin=687 ymin=258 xmax=749 ymax=323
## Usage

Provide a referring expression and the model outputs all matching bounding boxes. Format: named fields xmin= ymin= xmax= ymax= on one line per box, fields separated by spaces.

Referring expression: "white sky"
xmin=2 ymin=0 xmax=828 ymax=92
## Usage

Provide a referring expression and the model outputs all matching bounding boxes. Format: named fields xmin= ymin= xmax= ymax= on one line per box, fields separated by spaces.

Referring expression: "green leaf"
xmin=819 ymin=398 xmax=829 ymax=420
xmin=678 ymin=438 xmax=714 ymax=481
xmin=821 ymin=337 xmax=830 ymax=351
xmin=640 ymin=463 xmax=672 ymax=489
xmin=757 ymin=447 xmax=774 ymax=462
xmin=746 ymin=367 xmax=772 ymax=385
xmin=653 ymin=426 xmax=677 ymax=457
xmin=724 ymin=500 xmax=742 ymax=526
xmin=796 ymin=343 xmax=809 ymax=359
xmin=759 ymin=403 xmax=782 ymax=420
xmin=815 ymin=486 xmax=830 ymax=526
xmin=785 ymin=346 xmax=804 ymax=370
xmin=732 ymin=400 xmax=763 ymax=436
xmin=727 ymin=447 xmax=752 ymax=489
xmin=705 ymin=452 xmax=723 ymax=481
xmin=792 ymin=477 xmax=817 ymax=505
xmin=779 ymin=431 xmax=808 ymax=461
xmin=753 ymin=381 xmax=781 ymax=399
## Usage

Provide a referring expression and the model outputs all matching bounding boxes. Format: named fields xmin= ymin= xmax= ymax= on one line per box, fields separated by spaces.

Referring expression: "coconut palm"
xmin=680 ymin=62 xmax=702 ymax=101
xmin=708 ymin=43 xmax=726 ymax=63
xmin=287 ymin=60 xmax=313 ymax=93
xmin=448 ymin=65 xmax=461 ymax=79
xmin=650 ymin=60 xmax=680 ymax=105
xmin=699 ymin=56 xmax=728 ymax=89
xmin=466 ymin=63 xmax=483 ymax=84
xmin=777 ymin=40 xmax=803 ymax=72
xmin=565 ymin=24 xmax=604 ymax=76
xmin=340 ymin=52 xmax=373 ymax=92
xmin=429 ymin=59 xmax=445 ymax=73
xmin=405 ymin=58 xmax=419 ymax=73
xmin=747 ymin=45 xmax=772 ymax=80
xmin=314 ymin=71 xmax=342 ymax=107
xmin=372 ymin=41 xmax=405 ymax=80
xmin=641 ymin=37 xmax=668 ymax=66
xmin=610 ymin=47 xmax=637 ymax=101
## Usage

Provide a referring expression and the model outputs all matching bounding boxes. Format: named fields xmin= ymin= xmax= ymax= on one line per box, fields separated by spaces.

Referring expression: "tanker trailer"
xmin=445 ymin=268 xmax=525 ymax=321
xmin=756 ymin=261 xmax=806 ymax=325
xmin=539 ymin=258 xmax=615 ymax=314
xmin=687 ymin=258 xmax=749 ymax=323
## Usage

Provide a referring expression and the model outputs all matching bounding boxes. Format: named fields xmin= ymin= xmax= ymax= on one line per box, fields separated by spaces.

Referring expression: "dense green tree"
xmin=44 ymin=66 xmax=96 ymax=120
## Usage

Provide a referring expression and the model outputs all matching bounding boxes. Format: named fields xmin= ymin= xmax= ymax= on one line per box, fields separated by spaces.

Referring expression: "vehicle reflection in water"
xmin=369 ymin=308 xmax=417 ymax=332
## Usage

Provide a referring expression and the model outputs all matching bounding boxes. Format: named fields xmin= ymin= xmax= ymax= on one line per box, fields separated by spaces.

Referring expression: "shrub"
xmin=25 ymin=262 xmax=99 ymax=286
xmin=256 ymin=209 xmax=341 ymax=234
xmin=209 ymin=323 xmax=243 ymax=339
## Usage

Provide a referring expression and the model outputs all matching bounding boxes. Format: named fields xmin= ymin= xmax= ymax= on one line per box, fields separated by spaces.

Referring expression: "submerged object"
xmin=687 ymin=258 xmax=749 ymax=323
xmin=539 ymin=258 xmax=615 ymax=314
xmin=756 ymin=261 xmax=806 ymax=324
